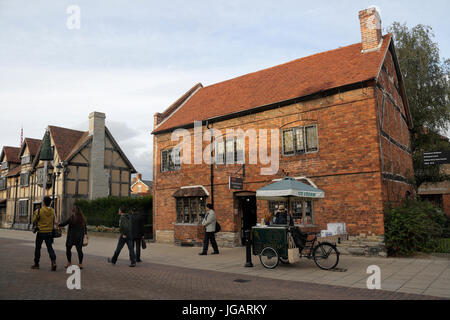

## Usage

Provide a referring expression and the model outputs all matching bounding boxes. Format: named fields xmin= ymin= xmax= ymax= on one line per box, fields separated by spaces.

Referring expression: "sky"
xmin=1 ymin=0 xmax=449 ymax=180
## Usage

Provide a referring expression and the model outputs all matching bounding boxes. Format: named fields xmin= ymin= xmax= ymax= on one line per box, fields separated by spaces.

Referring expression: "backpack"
xmin=120 ymin=214 xmax=131 ymax=236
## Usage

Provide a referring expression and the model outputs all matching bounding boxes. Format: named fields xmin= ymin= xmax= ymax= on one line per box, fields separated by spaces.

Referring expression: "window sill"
xmin=175 ymin=223 xmax=202 ymax=226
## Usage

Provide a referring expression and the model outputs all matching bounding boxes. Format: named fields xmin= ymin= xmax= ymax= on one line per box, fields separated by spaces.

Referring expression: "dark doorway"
xmin=240 ymin=196 xmax=257 ymax=245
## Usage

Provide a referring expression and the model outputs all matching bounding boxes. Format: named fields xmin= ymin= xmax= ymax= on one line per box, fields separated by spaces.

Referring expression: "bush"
xmin=74 ymin=196 xmax=152 ymax=228
xmin=384 ymin=199 xmax=446 ymax=256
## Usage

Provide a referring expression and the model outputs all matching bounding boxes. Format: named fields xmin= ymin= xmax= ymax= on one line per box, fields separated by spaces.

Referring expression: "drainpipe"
xmin=206 ymin=120 xmax=214 ymax=207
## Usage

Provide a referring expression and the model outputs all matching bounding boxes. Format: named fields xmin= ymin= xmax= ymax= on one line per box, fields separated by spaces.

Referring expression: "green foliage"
xmin=74 ymin=196 xmax=152 ymax=228
xmin=387 ymin=22 xmax=450 ymax=189
xmin=384 ymin=199 xmax=446 ymax=256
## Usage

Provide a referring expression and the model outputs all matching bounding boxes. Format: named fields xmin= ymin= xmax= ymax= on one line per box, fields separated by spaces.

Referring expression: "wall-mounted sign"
xmin=423 ymin=151 xmax=450 ymax=165
xmin=229 ymin=177 xmax=243 ymax=190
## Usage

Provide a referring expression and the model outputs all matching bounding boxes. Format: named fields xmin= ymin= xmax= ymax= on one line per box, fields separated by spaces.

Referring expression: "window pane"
xmin=215 ymin=141 xmax=225 ymax=164
xmin=183 ymin=198 xmax=189 ymax=223
xmin=283 ymin=130 xmax=294 ymax=155
xmin=305 ymin=125 xmax=318 ymax=152
xmin=235 ymin=136 xmax=244 ymax=164
xmin=176 ymin=198 xmax=183 ymax=222
xmin=295 ymin=128 xmax=305 ymax=153
xmin=161 ymin=151 xmax=168 ymax=172
xmin=226 ymin=139 xmax=234 ymax=164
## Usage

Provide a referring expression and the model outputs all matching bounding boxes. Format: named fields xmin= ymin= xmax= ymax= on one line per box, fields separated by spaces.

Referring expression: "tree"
xmin=387 ymin=22 xmax=450 ymax=187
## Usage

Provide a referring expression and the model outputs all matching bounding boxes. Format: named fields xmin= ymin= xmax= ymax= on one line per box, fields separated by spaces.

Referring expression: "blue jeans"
xmin=34 ymin=232 xmax=56 ymax=264
xmin=111 ymin=235 xmax=136 ymax=264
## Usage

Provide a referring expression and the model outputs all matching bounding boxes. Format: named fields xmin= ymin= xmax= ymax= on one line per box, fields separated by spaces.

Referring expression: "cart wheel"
xmin=259 ymin=247 xmax=279 ymax=269
xmin=313 ymin=242 xmax=339 ymax=270
xmin=279 ymin=257 xmax=290 ymax=264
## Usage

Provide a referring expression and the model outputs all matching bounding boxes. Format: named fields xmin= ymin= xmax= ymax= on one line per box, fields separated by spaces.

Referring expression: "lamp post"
xmin=38 ymin=129 xmax=54 ymax=203
xmin=52 ymin=163 xmax=63 ymax=220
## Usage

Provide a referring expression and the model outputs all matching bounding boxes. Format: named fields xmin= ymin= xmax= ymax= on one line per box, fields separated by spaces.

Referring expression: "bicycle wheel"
xmin=313 ymin=242 xmax=339 ymax=270
xmin=259 ymin=247 xmax=279 ymax=269
xmin=279 ymin=257 xmax=290 ymax=264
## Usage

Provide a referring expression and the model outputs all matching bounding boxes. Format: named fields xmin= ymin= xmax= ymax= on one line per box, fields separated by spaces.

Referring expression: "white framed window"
xmin=215 ymin=136 xmax=244 ymax=165
xmin=18 ymin=199 xmax=29 ymax=217
xmin=21 ymin=155 xmax=31 ymax=165
xmin=282 ymin=124 xmax=318 ymax=156
xmin=1 ymin=162 xmax=8 ymax=170
xmin=20 ymin=172 xmax=29 ymax=187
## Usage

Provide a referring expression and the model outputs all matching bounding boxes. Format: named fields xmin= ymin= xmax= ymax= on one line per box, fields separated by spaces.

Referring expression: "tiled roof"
xmin=6 ymin=165 xmax=21 ymax=177
xmin=48 ymin=126 xmax=88 ymax=161
xmin=154 ymin=34 xmax=392 ymax=133
xmin=24 ymin=138 xmax=42 ymax=156
xmin=2 ymin=146 xmax=21 ymax=164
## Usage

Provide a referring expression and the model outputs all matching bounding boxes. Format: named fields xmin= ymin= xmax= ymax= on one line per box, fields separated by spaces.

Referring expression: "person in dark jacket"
xmin=274 ymin=204 xmax=294 ymax=226
xmin=131 ymin=208 xmax=145 ymax=263
xmin=107 ymin=207 xmax=136 ymax=267
xmin=58 ymin=205 xmax=87 ymax=269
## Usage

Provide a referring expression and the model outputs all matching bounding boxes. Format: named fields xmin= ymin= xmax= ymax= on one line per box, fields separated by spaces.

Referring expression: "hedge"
xmin=74 ymin=196 xmax=152 ymax=228
xmin=384 ymin=199 xmax=447 ymax=256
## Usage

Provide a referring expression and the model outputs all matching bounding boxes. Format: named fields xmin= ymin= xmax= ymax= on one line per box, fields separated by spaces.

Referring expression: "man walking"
xmin=31 ymin=196 xmax=57 ymax=271
xmin=131 ymin=208 xmax=145 ymax=263
xmin=199 ymin=203 xmax=219 ymax=255
xmin=108 ymin=206 xmax=136 ymax=267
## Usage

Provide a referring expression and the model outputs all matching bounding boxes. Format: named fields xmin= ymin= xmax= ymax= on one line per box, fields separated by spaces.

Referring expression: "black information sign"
xmin=229 ymin=177 xmax=243 ymax=190
xmin=423 ymin=151 xmax=450 ymax=165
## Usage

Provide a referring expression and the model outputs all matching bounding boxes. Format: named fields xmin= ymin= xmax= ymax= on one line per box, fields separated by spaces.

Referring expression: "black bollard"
xmin=244 ymin=229 xmax=253 ymax=267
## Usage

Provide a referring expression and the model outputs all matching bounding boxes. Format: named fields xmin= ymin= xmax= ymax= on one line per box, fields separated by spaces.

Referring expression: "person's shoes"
xmin=211 ymin=251 xmax=220 ymax=255
xmin=107 ymin=258 xmax=115 ymax=265
xmin=51 ymin=261 xmax=57 ymax=272
xmin=78 ymin=264 xmax=83 ymax=270
xmin=129 ymin=263 xmax=136 ymax=267
xmin=136 ymin=259 xmax=142 ymax=263
xmin=198 ymin=252 xmax=207 ymax=255
xmin=31 ymin=264 xmax=39 ymax=269
xmin=64 ymin=263 xmax=72 ymax=269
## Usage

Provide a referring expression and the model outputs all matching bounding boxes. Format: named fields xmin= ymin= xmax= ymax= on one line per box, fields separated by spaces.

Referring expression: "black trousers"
xmin=34 ymin=232 xmax=56 ymax=264
xmin=134 ymin=239 xmax=141 ymax=261
xmin=111 ymin=236 xmax=136 ymax=264
xmin=202 ymin=232 xmax=219 ymax=253
xmin=66 ymin=243 xmax=83 ymax=264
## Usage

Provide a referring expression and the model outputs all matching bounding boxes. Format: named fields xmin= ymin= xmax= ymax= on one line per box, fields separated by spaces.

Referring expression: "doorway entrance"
xmin=238 ymin=195 xmax=257 ymax=245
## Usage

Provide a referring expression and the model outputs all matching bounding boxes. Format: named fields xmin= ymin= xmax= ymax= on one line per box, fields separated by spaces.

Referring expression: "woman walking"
xmin=58 ymin=205 xmax=88 ymax=269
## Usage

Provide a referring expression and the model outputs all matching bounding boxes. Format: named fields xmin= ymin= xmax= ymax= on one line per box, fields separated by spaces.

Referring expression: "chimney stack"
xmin=359 ymin=7 xmax=383 ymax=53
xmin=137 ymin=173 xmax=142 ymax=181
xmin=88 ymin=111 xmax=109 ymax=199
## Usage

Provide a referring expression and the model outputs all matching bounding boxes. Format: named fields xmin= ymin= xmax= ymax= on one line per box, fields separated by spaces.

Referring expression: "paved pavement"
xmin=0 ymin=229 xmax=449 ymax=300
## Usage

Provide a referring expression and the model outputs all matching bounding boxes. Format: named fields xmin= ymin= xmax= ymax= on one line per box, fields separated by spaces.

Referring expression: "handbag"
xmin=287 ymin=234 xmax=299 ymax=264
xmin=215 ymin=222 xmax=221 ymax=233
xmin=141 ymin=239 xmax=147 ymax=249
xmin=82 ymin=234 xmax=89 ymax=247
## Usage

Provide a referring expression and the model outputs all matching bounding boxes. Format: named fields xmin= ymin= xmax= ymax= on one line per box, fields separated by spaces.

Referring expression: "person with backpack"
xmin=31 ymin=196 xmax=57 ymax=271
xmin=199 ymin=203 xmax=219 ymax=255
xmin=107 ymin=206 xmax=136 ymax=267
xmin=57 ymin=205 xmax=88 ymax=269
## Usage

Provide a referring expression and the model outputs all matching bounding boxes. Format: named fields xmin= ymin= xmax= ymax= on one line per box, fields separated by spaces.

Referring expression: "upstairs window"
xmin=20 ymin=172 xmax=29 ymax=187
xmin=215 ymin=136 xmax=244 ymax=164
xmin=282 ymin=125 xmax=318 ymax=156
xmin=161 ymin=148 xmax=181 ymax=172
xmin=0 ymin=177 xmax=6 ymax=190
xmin=21 ymin=155 xmax=31 ymax=165
xmin=1 ymin=162 xmax=8 ymax=170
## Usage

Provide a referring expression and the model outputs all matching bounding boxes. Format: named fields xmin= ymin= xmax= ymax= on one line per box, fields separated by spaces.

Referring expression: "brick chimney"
xmin=88 ymin=111 xmax=109 ymax=199
xmin=137 ymin=173 xmax=142 ymax=181
xmin=359 ymin=7 xmax=383 ymax=53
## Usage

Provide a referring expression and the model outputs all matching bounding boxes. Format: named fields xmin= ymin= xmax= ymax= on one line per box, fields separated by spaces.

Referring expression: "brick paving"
xmin=0 ymin=236 xmax=444 ymax=300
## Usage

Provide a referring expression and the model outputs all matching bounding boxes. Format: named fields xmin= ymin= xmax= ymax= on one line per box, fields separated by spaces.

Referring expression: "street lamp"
xmin=52 ymin=163 xmax=63 ymax=219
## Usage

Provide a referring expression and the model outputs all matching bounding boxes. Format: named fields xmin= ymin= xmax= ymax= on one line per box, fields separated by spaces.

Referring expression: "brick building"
xmin=151 ymin=7 xmax=415 ymax=247
xmin=131 ymin=173 xmax=153 ymax=196
xmin=0 ymin=112 xmax=136 ymax=229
